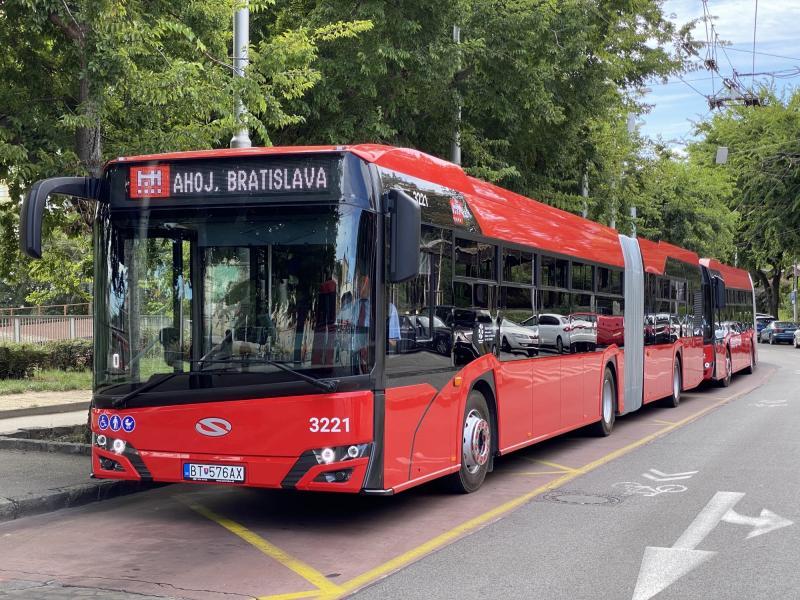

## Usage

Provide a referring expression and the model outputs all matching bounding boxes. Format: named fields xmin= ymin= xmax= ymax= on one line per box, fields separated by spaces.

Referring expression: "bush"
xmin=0 ymin=340 xmax=93 ymax=379
xmin=45 ymin=339 xmax=93 ymax=372
xmin=0 ymin=344 xmax=48 ymax=379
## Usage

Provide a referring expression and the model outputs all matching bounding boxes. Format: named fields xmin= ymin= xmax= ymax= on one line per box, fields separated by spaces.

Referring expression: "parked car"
xmin=499 ymin=318 xmax=539 ymax=356
xmin=523 ymin=313 xmax=570 ymax=354
xmin=756 ymin=314 xmax=776 ymax=335
xmin=759 ymin=320 xmax=798 ymax=344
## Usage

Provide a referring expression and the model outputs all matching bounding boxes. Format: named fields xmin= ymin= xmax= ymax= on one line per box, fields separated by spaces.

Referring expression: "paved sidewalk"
xmin=0 ymin=389 xmax=90 ymax=419
xmin=0 ymin=409 xmax=88 ymax=435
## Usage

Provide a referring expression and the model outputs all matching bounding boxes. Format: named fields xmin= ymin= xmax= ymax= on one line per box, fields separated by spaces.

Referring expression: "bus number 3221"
xmin=309 ymin=417 xmax=350 ymax=433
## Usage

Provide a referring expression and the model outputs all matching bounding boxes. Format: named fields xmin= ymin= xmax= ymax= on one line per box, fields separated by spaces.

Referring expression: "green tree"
xmin=0 ymin=0 xmax=369 ymax=304
xmin=272 ymin=0 xmax=688 ymax=217
xmin=690 ymin=89 xmax=800 ymax=316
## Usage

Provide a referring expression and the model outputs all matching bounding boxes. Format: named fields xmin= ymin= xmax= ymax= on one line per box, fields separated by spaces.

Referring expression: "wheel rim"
xmin=602 ymin=378 xmax=613 ymax=424
xmin=462 ymin=409 xmax=490 ymax=474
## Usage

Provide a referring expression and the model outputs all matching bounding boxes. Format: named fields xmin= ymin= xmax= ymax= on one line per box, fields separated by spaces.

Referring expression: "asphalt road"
xmin=0 ymin=345 xmax=794 ymax=600
xmin=353 ymin=344 xmax=800 ymax=600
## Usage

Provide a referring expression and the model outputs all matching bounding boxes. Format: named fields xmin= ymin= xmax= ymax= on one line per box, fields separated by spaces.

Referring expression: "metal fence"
xmin=0 ymin=315 xmax=93 ymax=344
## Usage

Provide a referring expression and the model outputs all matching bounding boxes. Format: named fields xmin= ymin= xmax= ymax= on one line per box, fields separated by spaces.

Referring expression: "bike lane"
xmin=0 ymin=365 xmax=773 ymax=600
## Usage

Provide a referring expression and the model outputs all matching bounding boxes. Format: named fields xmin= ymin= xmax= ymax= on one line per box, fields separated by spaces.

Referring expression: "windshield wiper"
xmin=196 ymin=358 xmax=339 ymax=393
xmin=111 ymin=371 xmax=187 ymax=408
xmin=110 ymin=360 xmax=339 ymax=408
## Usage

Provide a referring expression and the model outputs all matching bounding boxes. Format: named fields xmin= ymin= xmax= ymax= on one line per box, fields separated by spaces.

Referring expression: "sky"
xmin=640 ymin=0 xmax=800 ymax=146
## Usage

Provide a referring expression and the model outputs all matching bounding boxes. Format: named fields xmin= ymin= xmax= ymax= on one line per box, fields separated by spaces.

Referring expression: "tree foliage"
xmin=0 ymin=0 xmax=369 ymax=303
xmin=690 ymin=89 xmax=800 ymax=316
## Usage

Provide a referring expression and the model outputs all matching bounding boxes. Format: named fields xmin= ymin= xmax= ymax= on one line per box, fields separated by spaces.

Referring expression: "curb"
xmin=0 ymin=479 xmax=157 ymax=523
xmin=0 ymin=401 xmax=90 ymax=420
xmin=0 ymin=436 xmax=91 ymax=456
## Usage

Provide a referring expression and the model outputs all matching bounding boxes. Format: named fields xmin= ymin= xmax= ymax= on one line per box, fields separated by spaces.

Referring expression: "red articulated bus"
xmin=20 ymin=145 xmax=756 ymax=494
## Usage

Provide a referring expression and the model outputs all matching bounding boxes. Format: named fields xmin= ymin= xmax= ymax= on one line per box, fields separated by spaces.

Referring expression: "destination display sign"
xmin=125 ymin=156 xmax=341 ymax=200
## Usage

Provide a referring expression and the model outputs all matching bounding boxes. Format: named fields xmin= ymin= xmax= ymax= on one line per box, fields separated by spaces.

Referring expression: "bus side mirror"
xmin=713 ymin=276 xmax=726 ymax=309
xmin=20 ymin=176 xmax=104 ymax=259
xmin=386 ymin=188 xmax=421 ymax=283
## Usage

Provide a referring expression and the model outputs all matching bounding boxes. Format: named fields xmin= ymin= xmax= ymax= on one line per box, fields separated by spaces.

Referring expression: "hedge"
xmin=0 ymin=340 xmax=93 ymax=379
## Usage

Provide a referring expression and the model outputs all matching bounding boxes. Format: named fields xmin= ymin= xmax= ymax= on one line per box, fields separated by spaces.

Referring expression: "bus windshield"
xmin=94 ymin=203 xmax=377 ymax=400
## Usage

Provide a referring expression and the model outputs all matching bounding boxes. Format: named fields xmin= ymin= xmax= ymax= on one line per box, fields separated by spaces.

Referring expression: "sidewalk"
xmin=0 ymin=389 xmax=91 ymax=419
xmin=0 ymin=389 xmax=151 ymax=522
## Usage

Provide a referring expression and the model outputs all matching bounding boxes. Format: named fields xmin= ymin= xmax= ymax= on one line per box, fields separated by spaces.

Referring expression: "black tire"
xmin=501 ymin=336 xmax=511 ymax=352
xmin=592 ymin=367 xmax=616 ymax=437
xmin=663 ymin=357 xmax=682 ymax=408
xmin=744 ymin=345 xmax=756 ymax=374
xmin=448 ymin=390 xmax=492 ymax=493
xmin=556 ymin=336 xmax=564 ymax=354
xmin=718 ymin=349 xmax=732 ymax=387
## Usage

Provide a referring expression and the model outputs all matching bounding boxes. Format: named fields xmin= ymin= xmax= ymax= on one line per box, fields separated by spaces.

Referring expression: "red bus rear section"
xmin=21 ymin=144 xmax=756 ymax=495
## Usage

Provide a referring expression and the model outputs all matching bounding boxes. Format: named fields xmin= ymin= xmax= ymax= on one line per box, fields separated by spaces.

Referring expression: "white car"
xmin=499 ymin=319 xmax=539 ymax=356
xmin=523 ymin=313 xmax=571 ymax=354
xmin=794 ymin=327 xmax=800 ymax=349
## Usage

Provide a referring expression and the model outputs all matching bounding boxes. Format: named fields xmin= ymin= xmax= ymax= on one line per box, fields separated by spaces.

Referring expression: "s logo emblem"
xmin=195 ymin=417 xmax=232 ymax=437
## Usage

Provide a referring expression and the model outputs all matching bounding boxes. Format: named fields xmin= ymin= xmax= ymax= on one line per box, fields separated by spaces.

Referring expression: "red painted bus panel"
xmin=406 ymin=380 xmax=460 ymax=484
xmin=682 ymin=337 xmax=705 ymax=390
xmin=495 ymin=361 xmax=534 ymax=450
xmin=530 ymin=357 xmax=562 ymax=441
xmin=91 ymin=390 xmax=373 ymax=489
xmin=638 ymin=238 xmax=701 ymax=276
xmin=643 ymin=344 xmax=675 ymax=403
xmin=560 ymin=354 xmax=586 ymax=429
xmin=383 ymin=384 xmax=439 ymax=491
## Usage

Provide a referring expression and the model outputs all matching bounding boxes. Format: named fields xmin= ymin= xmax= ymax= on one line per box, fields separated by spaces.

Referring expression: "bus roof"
xmin=106 ymin=144 xmax=729 ymax=273
xmin=700 ymin=258 xmax=753 ymax=291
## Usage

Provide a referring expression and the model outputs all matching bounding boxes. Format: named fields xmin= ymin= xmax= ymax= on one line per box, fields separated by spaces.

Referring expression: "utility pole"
xmin=230 ymin=2 xmax=252 ymax=149
xmin=451 ymin=25 xmax=461 ymax=165
xmin=581 ymin=167 xmax=589 ymax=218
xmin=794 ymin=259 xmax=798 ymax=322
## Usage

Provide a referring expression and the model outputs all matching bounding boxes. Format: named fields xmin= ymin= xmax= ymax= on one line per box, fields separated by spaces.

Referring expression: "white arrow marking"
xmin=723 ymin=508 xmax=794 ymax=539
xmin=631 ymin=492 xmax=793 ymax=600
xmin=632 ymin=547 xmax=715 ymax=600
xmin=642 ymin=468 xmax=698 ymax=482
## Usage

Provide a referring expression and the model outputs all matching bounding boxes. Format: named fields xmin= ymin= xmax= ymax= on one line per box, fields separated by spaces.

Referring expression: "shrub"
xmin=0 ymin=344 xmax=48 ymax=379
xmin=44 ymin=339 xmax=94 ymax=371
xmin=0 ymin=340 xmax=93 ymax=379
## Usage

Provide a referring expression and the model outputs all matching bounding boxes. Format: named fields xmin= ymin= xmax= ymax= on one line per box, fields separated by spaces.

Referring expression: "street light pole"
xmin=230 ymin=2 xmax=252 ymax=149
xmin=451 ymin=25 xmax=461 ymax=166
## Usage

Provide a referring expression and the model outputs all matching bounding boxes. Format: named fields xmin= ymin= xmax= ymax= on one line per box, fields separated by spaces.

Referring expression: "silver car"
xmin=499 ymin=318 xmax=539 ymax=356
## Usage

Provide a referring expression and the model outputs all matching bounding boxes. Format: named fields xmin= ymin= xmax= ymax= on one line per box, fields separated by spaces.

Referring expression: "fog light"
xmin=112 ymin=438 xmax=126 ymax=454
xmin=347 ymin=445 xmax=360 ymax=459
xmin=320 ymin=447 xmax=335 ymax=464
xmin=96 ymin=434 xmax=107 ymax=448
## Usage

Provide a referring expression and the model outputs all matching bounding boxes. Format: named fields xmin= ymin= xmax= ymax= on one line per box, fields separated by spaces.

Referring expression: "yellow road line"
xmin=186 ymin=502 xmax=342 ymax=597
xmin=257 ymin=592 xmax=321 ymax=600
xmin=513 ymin=470 xmax=573 ymax=476
xmin=533 ymin=459 xmax=579 ymax=472
xmin=652 ymin=419 xmax=676 ymax=425
xmin=331 ymin=388 xmax=753 ymax=599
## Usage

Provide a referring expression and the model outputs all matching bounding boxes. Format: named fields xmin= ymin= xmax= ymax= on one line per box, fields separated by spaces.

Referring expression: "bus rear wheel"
xmin=592 ymin=367 xmax=616 ymax=437
xmin=718 ymin=349 xmax=732 ymax=387
xmin=663 ymin=357 xmax=682 ymax=408
xmin=449 ymin=390 xmax=492 ymax=493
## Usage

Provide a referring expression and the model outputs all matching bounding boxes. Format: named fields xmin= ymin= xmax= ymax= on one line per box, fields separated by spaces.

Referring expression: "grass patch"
xmin=0 ymin=369 xmax=92 ymax=396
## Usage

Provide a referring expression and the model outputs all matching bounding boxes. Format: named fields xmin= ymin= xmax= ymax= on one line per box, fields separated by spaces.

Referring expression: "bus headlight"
xmin=312 ymin=443 xmax=371 ymax=465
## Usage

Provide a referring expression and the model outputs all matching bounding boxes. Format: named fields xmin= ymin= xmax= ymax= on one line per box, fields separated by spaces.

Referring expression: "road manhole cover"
xmin=538 ymin=490 xmax=622 ymax=506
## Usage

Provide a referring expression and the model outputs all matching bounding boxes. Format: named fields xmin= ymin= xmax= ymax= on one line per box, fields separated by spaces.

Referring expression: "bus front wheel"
xmin=449 ymin=390 xmax=492 ymax=493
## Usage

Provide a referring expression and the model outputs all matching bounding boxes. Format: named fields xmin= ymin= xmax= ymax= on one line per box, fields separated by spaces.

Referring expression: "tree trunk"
xmin=770 ymin=267 xmax=783 ymax=318
xmin=755 ymin=269 xmax=772 ymax=314
xmin=74 ymin=54 xmax=102 ymax=229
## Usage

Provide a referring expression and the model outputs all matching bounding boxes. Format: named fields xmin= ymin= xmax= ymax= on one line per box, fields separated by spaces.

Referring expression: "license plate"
xmin=183 ymin=463 xmax=245 ymax=483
